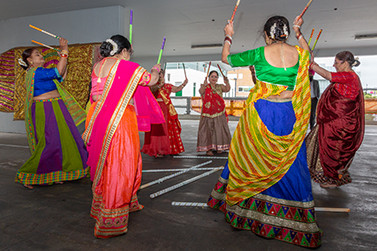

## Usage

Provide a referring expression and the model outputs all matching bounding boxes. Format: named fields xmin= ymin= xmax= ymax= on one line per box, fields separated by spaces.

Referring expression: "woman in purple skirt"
xmin=15 ymin=37 xmax=88 ymax=189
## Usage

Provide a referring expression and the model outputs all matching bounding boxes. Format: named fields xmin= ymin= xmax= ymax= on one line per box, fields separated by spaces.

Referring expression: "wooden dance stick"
xmin=308 ymin=28 xmax=315 ymax=47
xmin=139 ymin=160 xmax=212 ymax=190
xmin=205 ymin=61 xmax=212 ymax=81
xmin=31 ymin=40 xmax=59 ymax=51
xmin=143 ymin=167 xmax=224 ymax=173
xmin=217 ymin=64 xmax=225 ymax=78
xmin=171 ymin=202 xmax=351 ymax=213
xmin=150 ymin=167 xmax=222 ymax=199
xmin=29 ymin=24 xmax=60 ymax=39
xmin=157 ymin=36 xmax=166 ymax=64
xmin=311 ymin=29 xmax=323 ymax=51
xmin=182 ymin=63 xmax=187 ymax=79
xmin=129 ymin=9 xmax=133 ymax=44
xmin=315 ymin=207 xmax=350 ymax=213
xmin=298 ymin=0 xmax=313 ymax=19
xmin=230 ymin=0 xmax=241 ymax=22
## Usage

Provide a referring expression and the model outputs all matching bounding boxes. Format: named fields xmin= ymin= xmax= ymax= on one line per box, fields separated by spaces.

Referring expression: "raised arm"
xmin=56 ymin=37 xmax=68 ymax=77
xmin=292 ymin=16 xmax=310 ymax=52
xmin=311 ymin=62 xmax=332 ymax=81
xmin=199 ymin=78 xmax=208 ymax=96
xmin=221 ymin=77 xmax=231 ymax=92
xmin=171 ymin=78 xmax=188 ymax=93
xmin=146 ymin=64 xmax=161 ymax=86
xmin=221 ymin=20 xmax=235 ymax=64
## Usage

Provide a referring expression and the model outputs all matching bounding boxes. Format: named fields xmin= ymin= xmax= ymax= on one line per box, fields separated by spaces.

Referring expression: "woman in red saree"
xmin=197 ymin=70 xmax=232 ymax=156
xmin=141 ymin=69 xmax=187 ymax=157
xmin=83 ymin=35 xmax=164 ymax=238
xmin=307 ymin=51 xmax=365 ymax=188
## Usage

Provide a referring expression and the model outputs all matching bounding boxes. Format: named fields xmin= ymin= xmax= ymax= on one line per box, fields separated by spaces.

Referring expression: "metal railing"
xmin=170 ymin=96 xmax=247 ymax=115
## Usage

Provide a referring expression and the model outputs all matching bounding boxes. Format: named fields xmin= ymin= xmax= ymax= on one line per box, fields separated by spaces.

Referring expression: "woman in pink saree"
xmin=83 ymin=35 xmax=164 ymax=238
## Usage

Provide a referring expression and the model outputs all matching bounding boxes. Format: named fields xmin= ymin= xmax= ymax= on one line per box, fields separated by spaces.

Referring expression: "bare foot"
xmin=320 ymin=183 xmax=338 ymax=189
xmin=155 ymin=154 xmax=164 ymax=158
xmin=206 ymin=150 xmax=214 ymax=156
xmin=24 ymin=184 xmax=34 ymax=189
xmin=55 ymin=181 xmax=64 ymax=184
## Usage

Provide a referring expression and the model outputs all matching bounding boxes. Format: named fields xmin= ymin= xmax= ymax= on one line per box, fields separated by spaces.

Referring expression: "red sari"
xmin=83 ymin=59 xmax=164 ymax=238
xmin=142 ymin=83 xmax=184 ymax=156
xmin=307 ymin=71 xmax=365 ymax=186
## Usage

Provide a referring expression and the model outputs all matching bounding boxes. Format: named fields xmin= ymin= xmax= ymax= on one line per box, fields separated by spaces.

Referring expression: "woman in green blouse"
xmin=207 ymin=16 xmax=322 ymax=248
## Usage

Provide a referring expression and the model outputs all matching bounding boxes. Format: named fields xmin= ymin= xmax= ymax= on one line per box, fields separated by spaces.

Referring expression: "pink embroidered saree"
xmin=83 ymin=59 xmax=163 ymax=238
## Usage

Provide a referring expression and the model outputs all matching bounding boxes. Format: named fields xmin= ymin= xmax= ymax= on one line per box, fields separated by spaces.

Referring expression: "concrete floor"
xmin=0 ymin=120 xmax=376 ymax=250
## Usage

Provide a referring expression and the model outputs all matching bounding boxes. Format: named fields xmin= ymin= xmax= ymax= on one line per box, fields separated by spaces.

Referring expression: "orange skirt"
xmin=87 ymin=102 xmax=144 ymax=238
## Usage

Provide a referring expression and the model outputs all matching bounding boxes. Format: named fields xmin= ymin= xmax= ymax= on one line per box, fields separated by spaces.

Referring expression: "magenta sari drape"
xmin=83 ymin=59 xmax=164 ymax=238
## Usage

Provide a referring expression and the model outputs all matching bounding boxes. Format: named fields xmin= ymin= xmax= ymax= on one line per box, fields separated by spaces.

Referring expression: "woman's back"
xmin=264 ymin=43 xmax=299 ymax=69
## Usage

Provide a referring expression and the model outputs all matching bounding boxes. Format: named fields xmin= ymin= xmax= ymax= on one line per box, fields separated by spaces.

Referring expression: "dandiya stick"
xmin=31 ymin=40 xmax=59 ymax=51
xmin=29 ymin=24 xmax=60 ymax=39
xmin=182 ymin=63 xmax=187 ymax=79
xmin=308 ymin=28 xmax=315 ymax=47
xmin=143 ymin=167 xmax=224 ymax=173
xmin=217 ymin=64 xmax=225 ymax=78
xmin=230 ymin=0 xmax=241 ymax=22
xmin=315 ymin=207 xmax=350 ymax=213
xmin=150 ymin=167 xmax=223 ymax=199
xmin=171 ymin=202 xmax=351 ymax=213
xmin=139 ymin=160 xmax=212 ymax=190
xmin=173 ymin=155 xmax=228 ymax=160
xmin=311 ymin=29 xmax=323 ymax=51
xmin=157 ymin=36 xmax=166 ymax=64
xmin=129 ymin=9 xmax=133 ymax=44
xmin=298 ymin=0 xmax=313 ymax=19
xmin=205 ymin=61 xmax=212 ymax=80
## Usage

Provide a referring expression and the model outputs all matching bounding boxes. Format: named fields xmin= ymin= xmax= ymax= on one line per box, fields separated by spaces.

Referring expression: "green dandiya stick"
xmin=157 ymin=36 xmax=166 ymax=64
xmin=308 ymin=28 xmax=315 ymax=47
xmin=129 ymin=9 xmax=133 ymax=44
xmin=311 ymin=29 xmax=323 ymax=51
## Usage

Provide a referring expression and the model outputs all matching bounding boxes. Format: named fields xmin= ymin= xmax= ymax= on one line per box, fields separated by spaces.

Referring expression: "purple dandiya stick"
xmin=157 ymin=36 xmax=166 ymax=64
xmin=129 ymin=9 xmax=133 ymax=44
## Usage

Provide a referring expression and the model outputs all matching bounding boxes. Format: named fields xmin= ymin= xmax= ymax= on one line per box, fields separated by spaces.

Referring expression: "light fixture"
xmin=355 ymin=33 xmax=377 ymax=40
xmin=191 ymin=43 xmax=223 ymax=49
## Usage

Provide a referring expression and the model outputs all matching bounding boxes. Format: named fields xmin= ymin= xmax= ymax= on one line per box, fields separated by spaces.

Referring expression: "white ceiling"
xmin=1 ymin=0 xmax=377 ymax=58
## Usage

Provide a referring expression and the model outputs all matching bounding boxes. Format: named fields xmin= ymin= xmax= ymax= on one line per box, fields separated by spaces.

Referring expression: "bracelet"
xmin=298 ymin=35 xmax=304 ymax=40
xmin=225 ymin=34 xmax=232 ymax=40
xmin=61 ymin=50 xmax=68 ymax=55
xmin=152 ymin=66 xmax=160 ymax=72
xmin=224 ymin=37 xmax=232 ymax=45
xmin=293 ymin=25 xmax=301 ymax=29
xmin=60 ymin=53 xmax=68 ymax=58
xmin=295 ymin=33 xmax=302 ymax=39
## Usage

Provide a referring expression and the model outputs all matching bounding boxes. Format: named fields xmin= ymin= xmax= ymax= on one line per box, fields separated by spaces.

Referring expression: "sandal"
xmin=24 ymin=184 xmax=34 ymax=189
xmin=206 ymin=150 xmax=214 ymax=156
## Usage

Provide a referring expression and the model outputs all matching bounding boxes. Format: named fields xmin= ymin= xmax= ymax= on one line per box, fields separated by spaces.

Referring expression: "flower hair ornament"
xmin=283 ymin=24 xmax=289 ymax=37
xmin=18 ymin=58 xmax=28 ymax=67
xmin=106 ymin=39 xmax=118 ymax=56
xmin=352 ymin=57 xmax=360 ymax=67
xmin=270 ymin=23 xmax=277 ymax=39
